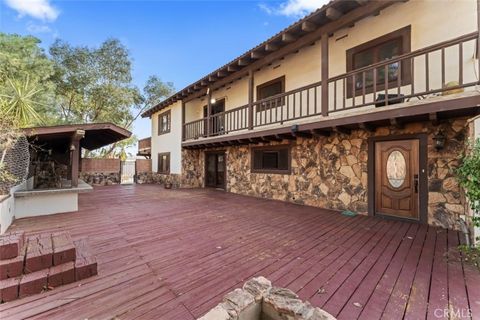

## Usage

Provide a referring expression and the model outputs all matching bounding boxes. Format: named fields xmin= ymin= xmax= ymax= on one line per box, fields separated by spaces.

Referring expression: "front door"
xmin=375 ymin=139 xmax=419 ymax=220
xmin=205 ymin=152 xmax=226 ymax=189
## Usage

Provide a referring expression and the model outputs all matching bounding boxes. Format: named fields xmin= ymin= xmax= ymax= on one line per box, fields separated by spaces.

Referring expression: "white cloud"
xmin=260 ymin=0 xmax=329 ymax=17
xmin=26 ymin=22 xmax=51 ymax=33
xmin=4 ymin=0 xmax=59 ymax=21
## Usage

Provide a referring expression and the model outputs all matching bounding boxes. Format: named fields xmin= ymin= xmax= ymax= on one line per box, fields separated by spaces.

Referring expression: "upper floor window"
xmin=157 ymin=152 xmax=170 ymax=174
xmin=158 ymin=110 xmax=171 ymax=135
xmin=346 ymin=26 xmax=411 ymax=96
xmin=251 ymin=145 xmax=290 ymax=174
xmin=256 ymin=76 xmax=285 ymax=112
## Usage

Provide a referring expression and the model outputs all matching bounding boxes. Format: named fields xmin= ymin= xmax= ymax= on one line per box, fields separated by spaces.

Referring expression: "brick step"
xmin=0 ymin=231 xmax=25 ymax=260
xmin=0 ymin=237 xmax=96 ymax=303
xmin=0 ymin=246 xmax=25 ymax=280
xmin=24 ymin=232 xmax=76 ymax=274
xmin=74 ymin=239 xmax=97 ymax=281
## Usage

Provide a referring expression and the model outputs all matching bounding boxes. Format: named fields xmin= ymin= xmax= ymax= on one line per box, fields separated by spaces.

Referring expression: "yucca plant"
xmin=0 ymin=75 xmax=45 ymax=127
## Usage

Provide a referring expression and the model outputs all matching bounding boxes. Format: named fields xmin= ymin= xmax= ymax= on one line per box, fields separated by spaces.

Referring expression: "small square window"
xmin=251 ymin=145 xmax=290 ymax=174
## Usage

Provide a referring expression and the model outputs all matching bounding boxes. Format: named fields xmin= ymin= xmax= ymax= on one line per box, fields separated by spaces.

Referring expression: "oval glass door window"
xmin=386 ymin=150 xmax=406 ymax=188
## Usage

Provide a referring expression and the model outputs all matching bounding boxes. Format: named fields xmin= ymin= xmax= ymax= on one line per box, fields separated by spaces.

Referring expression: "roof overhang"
xmin=141 ymin=0 xmax=404 ymax=118
xmin=23 ymin=123 xmax=132 ymax=151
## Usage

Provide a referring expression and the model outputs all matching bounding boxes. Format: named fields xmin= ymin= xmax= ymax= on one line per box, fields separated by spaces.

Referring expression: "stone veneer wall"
xmin=182 ymin=118 xmax=471 ymax=230
xmin=136 ymin=172 xmax=182 ymax=187
xmin=79 ymin=172 xmax=120 ymax=186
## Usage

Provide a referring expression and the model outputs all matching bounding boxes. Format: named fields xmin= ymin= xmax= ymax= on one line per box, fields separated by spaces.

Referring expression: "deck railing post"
xmin=181 ymin=100 xmax=185 ymax=141
xmin=248 ymin=69 xmax=254 ymax=129
xmin=321 ymin=35 xmax=329 ymax=117
xmin=207 ymin=89 xmax=212 ymax=137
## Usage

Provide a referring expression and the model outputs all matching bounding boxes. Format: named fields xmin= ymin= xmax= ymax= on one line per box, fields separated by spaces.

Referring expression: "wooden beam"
xmin=310 ymin=129 xmax=330 ymax=137
xmin=251 ymin=51 xmax=265 ymax=59
xmin=326 ymin=7 xmax=343 ymax=20
xmin=238 ymin=58 xmax=250 ymax=66
xmin=332 ymin=126 xmax=351 ymax=135
xmin=217 ymin=70 xmax=228 ymax=78
xmin=227 ymin=65 xmax=239 ymax=72
xmin=264 ymin=135 xmax=282 ymax=142
xmin=321 ymin=35 xmax=329 ymax=116
xmin=248 ymin=69 xmax=254 ymax=130
xmin=293 ymin=131 xmax=313 ymax=138
xmin=276 ymin=133 xmax=296 ymax=140
xmin=429 ymin=112 xmax=438 ymax=125
xmin=208 ymin=76 xmax=216 ymax=82
xmin=390 ymin=118 xmax=403 ymax=128
xmin=282 ymin=33 xmax=297 ymax=43
xmin=302 ymin=21 xmax=316 ymax=32
xmin=359 ymin=122 xmax=375 ymax=132
xmin=70 ymin=130 xmax=84 ymax=188
xmin=200 ymin=80 xmax=208 ymax=86
xmin=181 ymin=101 xmax=185 ymax=141
xmin=265 ymin=43 xmax=279 ymax=52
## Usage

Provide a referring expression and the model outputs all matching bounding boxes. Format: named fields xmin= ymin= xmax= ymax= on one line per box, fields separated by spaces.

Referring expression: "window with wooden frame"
xmin=157 ymin=152 xmax=170 ymax=174
xmin=256 ymin=76 xmax=285 ymax=112
xmin=157 ymin=110 xmax=171 ymax=135
xmin=251 ymin=145 xmax=291 ymax=174
xmin=346 ymin=26 xmax=411 ymax=97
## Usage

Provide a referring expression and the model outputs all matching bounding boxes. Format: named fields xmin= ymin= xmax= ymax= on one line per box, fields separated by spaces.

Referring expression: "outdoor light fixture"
xmin=433 ymin=130 xmax=446 ymax=150
xmin=210 ymin=98 xmax=216 ymax=104
xmin=291 ymin=124 xmax=299 ymax=133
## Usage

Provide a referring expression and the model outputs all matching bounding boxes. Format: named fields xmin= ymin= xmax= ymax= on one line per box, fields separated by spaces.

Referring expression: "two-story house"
xmin=141 ymin=0 xmax=480 ymax=230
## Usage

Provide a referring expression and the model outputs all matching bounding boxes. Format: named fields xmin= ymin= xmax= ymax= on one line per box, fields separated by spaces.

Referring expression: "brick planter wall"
xmin=182 ymin=118 xmax=471 ymax=230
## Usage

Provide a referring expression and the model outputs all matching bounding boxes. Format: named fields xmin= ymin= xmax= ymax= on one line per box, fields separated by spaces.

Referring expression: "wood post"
xmin=248 ymin=69 xmax=254 ymax=129
xmin=321 ymin=35 xmax=329 ymax=117
xmin=477 ymin=0 xmax=480 ymax=77
xmin=181 ymin=100 xmax=186 ymax=141
xmin=70 ymin=130 xmax=85 ymax=188
xmin=207 ymin=90 xmax=212 ymax=136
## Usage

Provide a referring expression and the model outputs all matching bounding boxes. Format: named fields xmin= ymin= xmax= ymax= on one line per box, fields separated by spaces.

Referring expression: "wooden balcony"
xmin=137 ymin=137 xmax=151 ymax=158
xmin=183 ymin=32 xmax=480 ymax=147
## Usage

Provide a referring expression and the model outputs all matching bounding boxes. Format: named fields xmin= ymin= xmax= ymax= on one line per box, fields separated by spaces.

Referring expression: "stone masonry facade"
xmin=181 ymin=118 xmax=472 ymax=230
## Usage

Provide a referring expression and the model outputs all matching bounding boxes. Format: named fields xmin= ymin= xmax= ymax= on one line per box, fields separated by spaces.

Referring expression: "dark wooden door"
xmin=375 ymin=139 xmax=419 ymax=220
xmin=205 ymin=152 xmax=226 ymax=189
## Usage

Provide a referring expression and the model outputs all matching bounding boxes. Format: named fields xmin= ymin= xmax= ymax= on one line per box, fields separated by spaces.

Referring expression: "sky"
xmin=0 ymin=0 xmax=327 ymax=152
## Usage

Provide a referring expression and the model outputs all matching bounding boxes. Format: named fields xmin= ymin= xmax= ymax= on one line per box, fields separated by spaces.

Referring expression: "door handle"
xmin=414 ymin=174 xmax=419 ymax=193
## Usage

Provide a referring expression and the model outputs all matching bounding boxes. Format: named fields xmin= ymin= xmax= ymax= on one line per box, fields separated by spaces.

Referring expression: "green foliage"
xmin=0 ymin=115 xmax=20 ymax=194
xmin=49 ymin=38 xmax=142 ymax=124
xmin=456 ymin=138 xmax=480 ymax=244
xmin=0 ymin=76 xmax=46 ymax=127
xmin=0 ymin=33 xmax=54 ymax=85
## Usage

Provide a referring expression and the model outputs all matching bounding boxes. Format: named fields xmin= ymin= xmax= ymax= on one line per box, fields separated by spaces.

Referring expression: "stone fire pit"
xmin=198 ymin=277 xmax=335 ymax=320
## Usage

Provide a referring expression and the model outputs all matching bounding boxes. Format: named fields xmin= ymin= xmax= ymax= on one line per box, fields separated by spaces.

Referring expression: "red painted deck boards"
xmin=0 ymin=185 xmax=477 ymax=320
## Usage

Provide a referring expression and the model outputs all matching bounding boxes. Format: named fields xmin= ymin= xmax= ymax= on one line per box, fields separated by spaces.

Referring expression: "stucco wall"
xmin=151 ymin=101 xmax=183 ymax=174
xmin=182 ymin=118 xmax=470 ymax=230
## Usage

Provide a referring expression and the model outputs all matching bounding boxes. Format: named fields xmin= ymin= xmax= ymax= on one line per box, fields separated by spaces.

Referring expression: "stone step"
xmin=19 ymin=269 xmax=48 ymax=299
xmin=74 ymin=239 xmax=97 ymax=281
xmin=24 ymin=234 xmax=53 ymax=273
xmin=0 ymin=231 xmax=25 ymax=260
xmin=0 ymin=246 xmax=25 ymax=280
xmin=52 ymin=232 xmax=76 ymax=266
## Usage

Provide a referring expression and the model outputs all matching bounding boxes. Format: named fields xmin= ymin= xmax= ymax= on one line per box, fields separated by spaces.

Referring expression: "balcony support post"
xmin=477 ymin=0 xmax=480 ymax=78
xmin=207 ymin=89 xmax=212 ymax=137
xmin=181 ymin=100 xmax=185 ymax=141
xmin=248 ymin=69 xmax=254 ymax=130
xmin=321 ymin=35 xmax=329 ymax=117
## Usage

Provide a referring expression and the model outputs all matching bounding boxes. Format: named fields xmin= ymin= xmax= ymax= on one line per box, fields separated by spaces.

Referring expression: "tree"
xmin=0 ymin=33 xmax=55 ymax=126
xmin=49 ymin=38 xmax=142 ymax=124
xmin=50 ymin=38 xmax=175 ymax=157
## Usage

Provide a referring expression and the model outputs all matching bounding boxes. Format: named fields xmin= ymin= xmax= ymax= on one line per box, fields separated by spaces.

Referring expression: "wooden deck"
xmin=1 ymin=185 xmax=478 ymax=319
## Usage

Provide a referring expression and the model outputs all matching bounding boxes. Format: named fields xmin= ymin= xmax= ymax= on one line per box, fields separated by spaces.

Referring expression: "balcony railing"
xmin=183 ymin=32 xmax=479 ymax=141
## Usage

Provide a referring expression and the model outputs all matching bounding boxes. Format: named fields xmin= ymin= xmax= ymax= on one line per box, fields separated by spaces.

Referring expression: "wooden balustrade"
xmin=182 ymin=32 xmax=479 ymax=141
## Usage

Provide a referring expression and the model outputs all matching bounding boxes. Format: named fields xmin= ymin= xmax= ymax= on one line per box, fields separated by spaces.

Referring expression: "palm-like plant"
xmin=0 ymin=76 xmax=45 ymax=127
